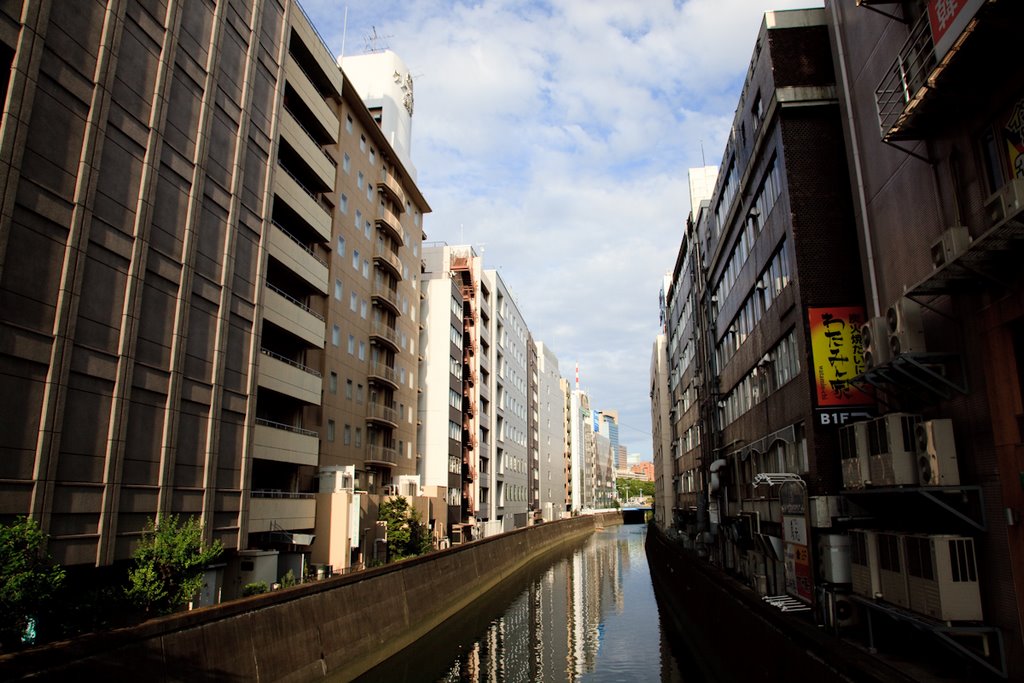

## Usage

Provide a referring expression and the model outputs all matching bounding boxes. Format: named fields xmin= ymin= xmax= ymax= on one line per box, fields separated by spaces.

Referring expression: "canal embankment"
xmin=646 ymin=524 xmax=918 ymax=683
xmin=0 ymin=512 xmax=620 ymax=682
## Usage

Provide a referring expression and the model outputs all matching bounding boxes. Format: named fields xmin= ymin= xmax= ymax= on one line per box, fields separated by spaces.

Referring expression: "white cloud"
xmin=302 ymin=0 xmax=823 ymax=454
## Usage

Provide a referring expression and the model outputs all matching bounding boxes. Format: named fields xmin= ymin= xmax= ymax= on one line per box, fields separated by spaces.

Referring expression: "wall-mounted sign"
xmin=929 ymin=0 xmax=984 ymax=62
xmin=808 ymin=306 xmax=871 ymax=408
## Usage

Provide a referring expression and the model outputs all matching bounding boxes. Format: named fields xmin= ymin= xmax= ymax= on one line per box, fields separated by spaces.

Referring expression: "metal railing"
xmin=251 ymin=489 xmax=316 ymax=499
xmin=283 ymin=105 xmax=337 ymax=167
xmin=372 ymin=284 xmax=401 ymax=311
xmin=255 ymin=417 xmax=318 ymax=438
xmin=277 ymin=162 xmax=332 ymax=217
xmin=368 ymin=361 xmax=399 ymax=386
xmin=367 ymin=401 xmax=399 ymax=424
xmin=875 ymin=11 xmax=936 ymax=139
xmin=266 ymin=282 xmax=325 ymax=321
xmin=271 ymin=220 xmax=328 ymax=266
xmin=260 ymin=347 xmax=322 ymax=377
xmin=370 ymin=320 xmax=401 ymax=347
xmin=366 ymin=444 xmax=398 ymax=466
xmin=373 ymin=246 xmax=403 ymax=276
xmin=291 ymin=0 xmax=337 ymax=85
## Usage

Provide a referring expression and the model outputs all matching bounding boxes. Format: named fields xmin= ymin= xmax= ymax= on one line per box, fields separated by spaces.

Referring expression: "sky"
xmin=301 ymin=0 xmax=825 ymax=458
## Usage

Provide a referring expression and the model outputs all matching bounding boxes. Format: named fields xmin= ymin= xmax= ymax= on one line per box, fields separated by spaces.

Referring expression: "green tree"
xmin=0 ymin=517 xmax=65 ymax=650
xmin=125 ymin=515 xmax=223 ymax=615
xmin=377 ymin=496 xmax=432 ymax=562
xmin=616 ymin=477 xmax=655 ymax=501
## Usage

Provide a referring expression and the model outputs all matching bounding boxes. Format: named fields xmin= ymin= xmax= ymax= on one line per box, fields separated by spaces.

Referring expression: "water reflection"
xmin=358 ymin=524 xmax=694 ymax=683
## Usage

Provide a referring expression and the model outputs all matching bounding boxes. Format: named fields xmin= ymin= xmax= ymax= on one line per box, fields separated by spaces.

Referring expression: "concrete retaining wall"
xmin=0 ymin=512 xmax=621 ymax=682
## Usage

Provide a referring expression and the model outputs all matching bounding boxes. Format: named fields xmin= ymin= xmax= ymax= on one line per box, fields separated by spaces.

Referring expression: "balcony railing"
xmin=366 ymin=401 xmax=399 ymax=426
xmin=373 ymin=246 xmax=403 ymax=279
xmin=260 ymin=348 xmax=321 ymax=377
xmin=277 ymin=162 xmax=332 ymax=216
xmin=368 ymin=361 xmax=399 ymax=388
xmin=369 ymin=320 xmax=401 ymax=350
xmin=255 ymin=417 xmax=318 ymax=438
xmin=283 ymin=104 xmax=337 ymax=168
xmin=252 ymin=489 xmax=316 ymax=500
xmin=372 ymin=284 xmax=401 ymax=314
xmin=272 ymin=220 xmax=327 ymax=266
xmin=378 ymin=169 xmax=406 ymax=208
xmin=365 ymin=444 xmax=398 ymax=467
xmin=266 ymin=282 xmax=324 ymax=321
xmin=376 ymin=206 xmax=406 ymax=245
xmin=875 ymin=11 xmax=936 ymax=141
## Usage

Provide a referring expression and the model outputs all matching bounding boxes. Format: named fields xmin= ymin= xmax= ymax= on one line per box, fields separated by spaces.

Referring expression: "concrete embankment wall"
xmin=1 ymin=512 xmax=621 ymax=682
xmin=646 ymin=524 xmax=916 ymax=683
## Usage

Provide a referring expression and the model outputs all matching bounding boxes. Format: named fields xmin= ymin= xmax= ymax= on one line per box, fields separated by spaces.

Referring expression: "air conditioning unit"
xmin=984 ymin=177 xmax=1024 ymax=225
xmin=930 ymin=226 xmax=971 ymax=269
xmin=876 ymin=531 xmax=910 ymax=608
xmin=839 ymin=420 xmax=871 ymax=489
xmin=860 ymin=316 xmax=891 ymax=370
xmin=818 ymin=534 xmax=852 ymax=584
xmin=849 ymin=530 xmax=881 ymax=600
xmin=868 ymin=413 xmax=921 ymax=486
xmin=824 ymin=590 xmax=859 ymax=629
xmin=915 ymin=419 xmax=960 ymax=486
xmin=886 ymin=297 xmax=925 ymax=356
xmin=318 ymin=465 xmax=356 ymax=493
xmin=905 ymin=534 xmax=983 ymax=621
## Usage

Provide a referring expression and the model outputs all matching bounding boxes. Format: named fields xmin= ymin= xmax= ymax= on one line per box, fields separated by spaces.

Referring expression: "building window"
xmin=346 ymin=379 xmax=353 ymax=399
xmin=344 ymin=424 xmax=351 ymax=445
xmin=367 ymin=184 xmax=373 ymax=201
xmin=357 ymin=171 xmax=364 ymax=189
xmin=359 ymin=134 xmax=366 ymax=152
xmin=346 ymin=115 xmax=353 ymax=133
xmin=337 ymin=236 xmax=345 ymax=256
xmin=358 ymin=341 xmax=366 ymax=360
xmin=327 ymin=420 xmax=335 ymax=441
xmin=369 ymin=148 xmax=376 ymax=164
xmin=356 ymin=208 xmax=362 ymax=229
xmin=362 ymin=259 xmax=369 ymax=278
xmin=353 ymin=250 xmax=360 ymax=270
xmin=360 ymin=300 xmax=368 ymax=319
xmin=329 ymin=372 xmax=338 ymax=393
xmin=349 ymin=292 xmax=357 ymax=312
xmin=334 ymin=279 xmax=343 ymax=300
xmin=340 ymin=194 xmax=348 ymax=214
xmin=347 ymin=334 xmax=355 ymax=354
xmin=356 ymin=383 xmax=364 ymax=403
xmin=332 ymin=325 xmax=341 ymax=347
xmin=343 ymin=153 xmax=351 ymax=173
xmin=355 ymin=427 xmax=362 ymax=447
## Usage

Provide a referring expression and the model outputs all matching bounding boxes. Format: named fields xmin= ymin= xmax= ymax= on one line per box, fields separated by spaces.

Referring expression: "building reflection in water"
xmin=427 ymin=525 xmax=674 ymax=683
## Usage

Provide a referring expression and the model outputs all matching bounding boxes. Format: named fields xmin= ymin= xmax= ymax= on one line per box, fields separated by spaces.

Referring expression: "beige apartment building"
xmin=0 ymin=0 xmax=427 ymax=576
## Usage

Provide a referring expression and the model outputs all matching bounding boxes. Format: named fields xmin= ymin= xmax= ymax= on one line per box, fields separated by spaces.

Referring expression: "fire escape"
xmin=451 ymin=252 xmax=479 ymax=522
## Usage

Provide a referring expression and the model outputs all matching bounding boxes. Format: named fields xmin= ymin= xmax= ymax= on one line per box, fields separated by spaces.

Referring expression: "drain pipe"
xmin=830 ymin=2 xmax=881 ymax=316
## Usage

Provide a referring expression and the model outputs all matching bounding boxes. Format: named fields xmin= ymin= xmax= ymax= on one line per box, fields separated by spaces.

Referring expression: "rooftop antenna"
xmin=364 ymin=26 xmax=393 ymax=54
xmin=700 ymin=139 xmax=706 ymax=168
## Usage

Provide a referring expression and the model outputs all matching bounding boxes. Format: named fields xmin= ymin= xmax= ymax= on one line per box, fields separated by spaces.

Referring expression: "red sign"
xmin=928 ymin=0 xmax=984 ymax=61
xmin=807 ymin=306 xmax=871 ymax=408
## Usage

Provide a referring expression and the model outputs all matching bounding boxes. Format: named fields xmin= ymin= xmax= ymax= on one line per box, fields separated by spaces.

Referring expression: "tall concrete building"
xmin=822 ymin=1 xmax=1024 ymax=675
xmin=535 ymin=341 xmax=567 ymax=520
xmin=0 ymin=0 xmax=429 ymax=582
xmin=650 ymin=334 xmax=672 ymax=529
xmin=481 ymin=269 xmax=529 ymax=531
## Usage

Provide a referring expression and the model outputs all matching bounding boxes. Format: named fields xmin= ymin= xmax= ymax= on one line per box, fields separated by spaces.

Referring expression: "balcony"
xmin=369 ymin=320 xmax=401 ymax=352
xmin=253 ymin=419 xmax=319 ymax=466
xmin=366 ymin=401 xmax=399 ymax=428
xmin=268 ymin=221 xmax=328 ymax=294
xmin=262 ymin=283 xmax=325 ymax=349
xmin=378 ymin=169 xmax=406 ymax=208
xmin=371 ymin=283 xmax=401 ymax=316
xmin=875 ymin=2 xmax=1000 ymax=142
xmin=283 ymin=56 xmax=338 ymax=142
xmin=368 ymin=361 xmax=399 ymax=390
xmin=274 ymin=164 xmax=331 ymax=242
xmin=248 ymin=490 xmax=316 ymax=533
xmin=365 ymin=444 xmax=398 ymax=468
xmin=372 ymin=246 xmax=403 ymax=280
xmin=257 ymin=348 xmax=323 ymax=406
xmin=376 ymin=207 xmax=406 ymax=245
xmin=280 ymin=107 xmax=336 ymax=189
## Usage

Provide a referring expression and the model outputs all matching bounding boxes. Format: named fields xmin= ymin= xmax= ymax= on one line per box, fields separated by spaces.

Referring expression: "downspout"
xmin=830 ymin=2 xmax=881 ymax=316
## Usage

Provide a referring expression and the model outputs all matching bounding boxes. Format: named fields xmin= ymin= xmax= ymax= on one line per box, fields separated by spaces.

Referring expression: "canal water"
xmin=356 ymin=523 xmax=704 ymax=683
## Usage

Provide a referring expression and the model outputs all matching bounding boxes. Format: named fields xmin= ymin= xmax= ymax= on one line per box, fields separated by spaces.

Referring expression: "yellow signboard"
xmin=808 ymin=306 xmax=871 ymax=408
